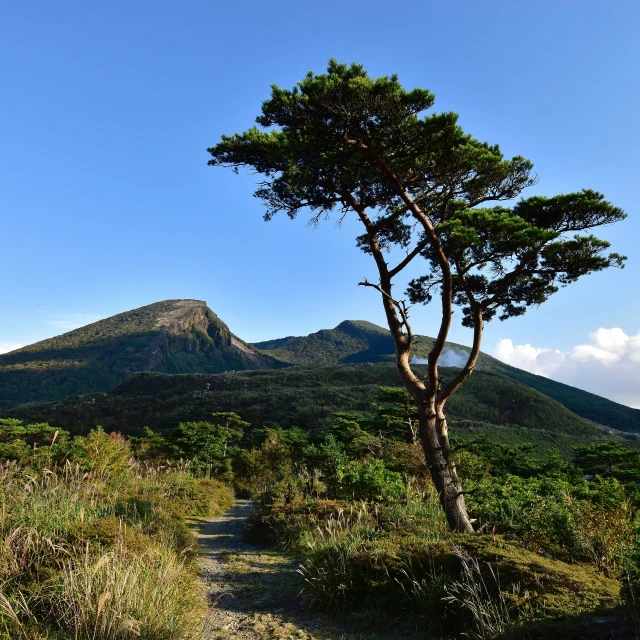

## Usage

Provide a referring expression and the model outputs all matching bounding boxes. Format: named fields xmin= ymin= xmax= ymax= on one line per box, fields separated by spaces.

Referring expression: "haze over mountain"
xmin=0 ymin=300 xmax=284 ymax=408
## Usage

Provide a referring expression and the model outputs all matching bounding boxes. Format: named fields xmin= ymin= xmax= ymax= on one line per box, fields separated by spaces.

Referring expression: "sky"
xmin=1 ymin=1 xmax=638 ymax=407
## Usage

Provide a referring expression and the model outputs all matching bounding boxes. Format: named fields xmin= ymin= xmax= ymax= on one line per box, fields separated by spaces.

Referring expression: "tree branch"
xmin=359 ymin=278 xmax=413 ymax=350
xmin=357 ymin=144 xmax=453 ymax=396
xmin=437 ymin=260 xmax=483 ymax=406
xmin=389 ymin=239 xmax=429 ymax=278
xmin=338 ymin=190 xmax=424 ymax=396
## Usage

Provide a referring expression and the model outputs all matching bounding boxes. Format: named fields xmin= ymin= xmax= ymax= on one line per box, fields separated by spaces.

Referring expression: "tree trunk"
xmin=347 ymin=197 xmax=474 ymax=532
xmin=418 ymin=400 xmax=474 ymax=533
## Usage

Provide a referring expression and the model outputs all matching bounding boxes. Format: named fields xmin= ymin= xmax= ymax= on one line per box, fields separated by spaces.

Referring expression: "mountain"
xmin=253 ymin=320 xmax=398 ymax=366
xmin=4 ymin=302 xmax=638 ymax=436
xmin=7 ymin=364 xmax=623 ymax=455
xmin=0 ymin=300 xmax=285 ymax=408
xmin=253 ymin=320 xmax=640 ymax=433
xmin=253 ymin=319 xmax=505 ymax=367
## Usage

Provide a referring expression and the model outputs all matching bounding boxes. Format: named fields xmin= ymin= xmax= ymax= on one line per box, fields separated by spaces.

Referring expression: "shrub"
xmin=467 ymin=474 xmax=634 ymax=569
xmin=70 ymin=429 xmax=132 ymax=482
xmin=0 ymin=418 xmax=71 ymax=466
xmin=622 ymin=524 xmax=640 ymax=636
xmin=337 ymin=459 xmax=405 ymax=502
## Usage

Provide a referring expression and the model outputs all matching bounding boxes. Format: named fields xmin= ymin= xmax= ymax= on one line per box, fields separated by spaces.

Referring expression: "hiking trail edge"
xmin=197 ymin=499 xmax=347 ymax=639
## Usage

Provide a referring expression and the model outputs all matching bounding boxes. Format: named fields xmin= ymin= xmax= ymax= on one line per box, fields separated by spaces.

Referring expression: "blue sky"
xmin=1 ymin=2 xmax=638 ymax=404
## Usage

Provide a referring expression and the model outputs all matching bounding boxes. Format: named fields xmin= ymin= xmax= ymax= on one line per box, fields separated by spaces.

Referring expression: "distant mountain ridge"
xmin=0 ymin=300 xmax=285 ymax=408
xmin=252 ymin=320 xmax=640 ymax=433
xmin=253 ymin=320 xmax=397 ymax=366
xmin=2 ymin=300 xmax=638 ymax=434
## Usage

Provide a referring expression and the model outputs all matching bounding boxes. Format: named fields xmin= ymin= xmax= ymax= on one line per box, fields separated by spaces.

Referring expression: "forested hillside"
xmin=0 ymin=300 xmax=285 ymax=408
xmin=9 ymin=363 xmax=626 ymax=457
xmin=254 ymin=321 xmax=640 ymax=432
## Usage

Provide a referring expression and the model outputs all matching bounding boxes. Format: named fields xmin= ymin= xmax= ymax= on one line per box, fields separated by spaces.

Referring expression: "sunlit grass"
xmin=0 ymin=450 xmax=233 ymax=639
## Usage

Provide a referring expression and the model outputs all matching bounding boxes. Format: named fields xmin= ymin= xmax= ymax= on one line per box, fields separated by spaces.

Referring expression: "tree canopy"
xmin=207 ymin=60 xmax=627 ymax=532
xmin=208 ymin=61 xmax=625 ymax=338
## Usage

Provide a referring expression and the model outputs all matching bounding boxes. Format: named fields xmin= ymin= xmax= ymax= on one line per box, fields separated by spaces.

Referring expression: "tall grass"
xmin=52 ymin=542 xmax=205 ymax=640
xmin=442 ymin=545 xmax=519 ymax=640
xmin=0 ymin=447 xmax=233 ymax=639
xmin=286 ymin=494 xmax=450 ymax=615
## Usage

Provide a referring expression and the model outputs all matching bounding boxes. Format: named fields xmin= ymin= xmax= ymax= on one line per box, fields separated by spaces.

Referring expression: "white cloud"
xmin=493 ymin=328 xmax=640 ymax=409
xmin=412 ymin=347 xmax=469 ymax=368
xmin=49 ymin=314 xmax=103 ymax=331
xmin=0 ymin=343 xmax=23 ymax=355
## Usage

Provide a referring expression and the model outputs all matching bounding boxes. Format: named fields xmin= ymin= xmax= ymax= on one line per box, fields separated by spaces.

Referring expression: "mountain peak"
xmin=334 ymin=320 xmax=390 ymax=336
xmin=0 ymin=299 xmax=285 ymax=408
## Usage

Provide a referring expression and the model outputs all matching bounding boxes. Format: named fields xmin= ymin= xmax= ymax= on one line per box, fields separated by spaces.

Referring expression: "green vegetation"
xmin=3 ymin=385 xmax=639 ymax=638
xmin=0 ymin=418 xmax=233 ymax=639
xmin=254 ymin=320 xmax=401 ymax=365
xmin=0 ymin=300 xmax=284 ymax=409
xmin=172 ymin=412 xmax=250 ymax=481
xmin=254 ymin=320 xmax=640 ymax=433
xmin=232 ymin=397 xmax=638 ymax=638
xmin=8 ymin=364 xmax=626 ymax=458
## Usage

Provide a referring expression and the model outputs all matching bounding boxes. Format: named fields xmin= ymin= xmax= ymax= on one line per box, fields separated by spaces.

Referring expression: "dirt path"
xmin=197 ymin=500 xmax=348 ymax=640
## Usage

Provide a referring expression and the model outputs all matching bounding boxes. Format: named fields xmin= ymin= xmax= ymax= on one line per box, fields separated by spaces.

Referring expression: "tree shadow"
xmin=509 ymin=605 xmax=636 ymax=640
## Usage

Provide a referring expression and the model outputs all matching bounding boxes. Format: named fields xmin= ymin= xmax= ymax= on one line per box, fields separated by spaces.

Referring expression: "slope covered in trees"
xmin=8 ymin=364 xmax=625 ymax=456
xmin=0 ymin=299 xmax=285 ymax=408
xmin=254 ymin=320 xmax=640 ymax=432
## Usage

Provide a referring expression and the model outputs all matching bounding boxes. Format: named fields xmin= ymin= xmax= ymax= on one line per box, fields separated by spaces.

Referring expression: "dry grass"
xmin=51 ymin=542 xmax=206 ymax=639
xmin=442 ymin=545 xmax=520 ymax=639
xmin=0 ymin=450 xmax=233 ymax=639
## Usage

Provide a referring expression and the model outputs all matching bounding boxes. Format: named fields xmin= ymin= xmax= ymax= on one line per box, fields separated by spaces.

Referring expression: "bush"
xmin=70 ymin=428 xmax=132 ymax=482
xmin=622 ymin=524 xmax=640 ymax=635
xmin=467 ymin=474 xmax=634 ymax=569
xmin=0 ymin=418 xmax=70 ymax=466
xmin=337 ymin=459 xmax=405 ymax=501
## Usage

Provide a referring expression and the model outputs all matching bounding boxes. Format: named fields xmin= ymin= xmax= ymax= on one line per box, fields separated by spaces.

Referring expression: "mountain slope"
xmin=5 ymin=304 xmax=638 ymax=434
xmin=8 ymin=364 xmax=622 ymax=455
xmin=253 ymin=321 xmax=640 ymax=432
xmin=253 ymin=319 xmax=488 ymax=366
xmin=493 ymin=365 xmax=640 ymax=433
xmin=253 ymin=321 xmax=396 ymax=366
xmin=0 ymin=300 xmax=285 ymax=408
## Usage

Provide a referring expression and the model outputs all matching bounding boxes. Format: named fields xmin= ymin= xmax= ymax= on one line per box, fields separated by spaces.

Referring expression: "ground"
xmin=197 ymin=500 xmax=352 ymax=640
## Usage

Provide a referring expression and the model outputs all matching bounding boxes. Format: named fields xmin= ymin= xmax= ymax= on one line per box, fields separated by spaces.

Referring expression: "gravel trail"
xmin=197 ymin=500 xmax=347 ymax=640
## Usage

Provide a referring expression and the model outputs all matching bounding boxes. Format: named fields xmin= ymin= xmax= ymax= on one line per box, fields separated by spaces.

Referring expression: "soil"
xmin=197 ymin=500 xmax=350 ymax=639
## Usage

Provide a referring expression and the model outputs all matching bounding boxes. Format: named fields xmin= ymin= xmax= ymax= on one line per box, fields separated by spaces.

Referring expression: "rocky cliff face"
xmin=0 ymin=299 xmax=286 ymax=408
xmin=151 ymin=301 xmax=285 ymax=374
